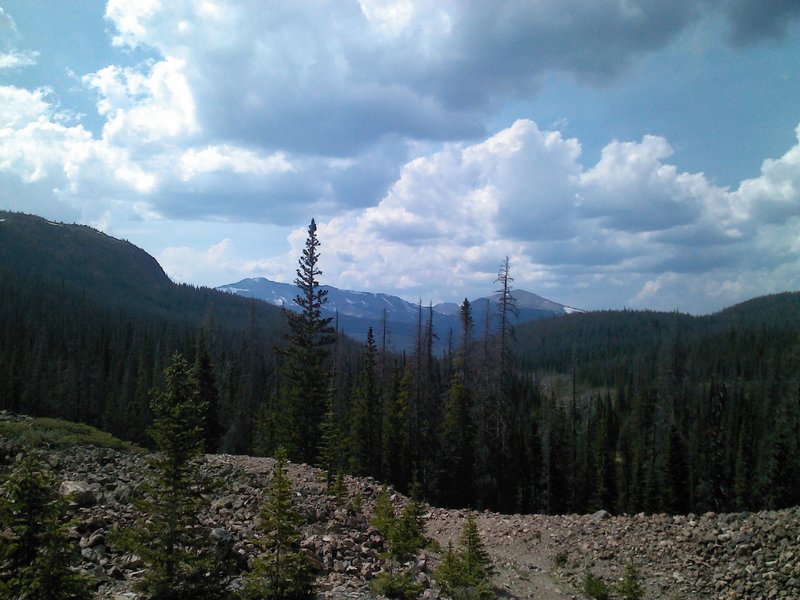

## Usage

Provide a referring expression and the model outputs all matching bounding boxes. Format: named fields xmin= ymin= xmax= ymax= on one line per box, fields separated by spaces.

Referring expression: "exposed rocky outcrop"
xmin=4 ymin=442 xmax=799 ymax=599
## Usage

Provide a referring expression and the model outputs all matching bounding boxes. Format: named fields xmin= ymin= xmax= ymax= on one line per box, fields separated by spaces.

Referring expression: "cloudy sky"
xmin=1 ymin=1 xmax=799 ymax=313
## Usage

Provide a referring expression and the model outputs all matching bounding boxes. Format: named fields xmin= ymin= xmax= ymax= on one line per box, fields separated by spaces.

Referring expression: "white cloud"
xmin=0 ymin=49 xmax=38 ymax=70
xmin=0 ymin=87 xmax=92 ymax=183
xmin=732 ymin=124 xmax=800 ymax=225
xmin=84 ymin=57 xmax=198 ymax=144
xmin=178 ymin=145 xmax=294 ymax=180
xmin=358 ymin=0 xmax=415 ymax=37
xmin=105 ymin=0 xmax=164 ymax=49
xmin=297 ymin=119 xmax=800 ymax=311
xmin=0 ymin=2 xmax=797 ymax=315
xmin=157 ymin=238 xmax=236 ymax=283
xmin=0 ymin=86 xmax=52 ymax=127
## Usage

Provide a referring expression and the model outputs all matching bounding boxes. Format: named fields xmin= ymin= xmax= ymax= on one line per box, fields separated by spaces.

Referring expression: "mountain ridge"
xmin=217 ymin=276 xmax=581 ymax=321
xmin=216 ymin=276 xmax=582 ymax=350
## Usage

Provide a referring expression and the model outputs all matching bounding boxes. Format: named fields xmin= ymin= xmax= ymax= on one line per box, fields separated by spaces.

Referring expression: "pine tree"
xmin=371 ymin=487 xmax=397 ymax=538
xmin=241 ymin=447 xmax=316 ymax=600
xmin=437 ymin=375 xmax=474 ymax=508
xmin=434 ymin=510 xmax=495 ymax=599
xmin=318 ymin=387 xmax=343 ymax=491
xmin=591 ymin=395 xmax=617 ymax=513
xmin=494 ymin=257 xmax=517 ymax=404
xmin=194 ymin=328 xmax=222 ymax=453
xmin=382 ymin=362 xmax=412 ymax=491
xmin=118 ymin=352 xmax=230 ymax=600
xmin=663 ymin=420 xmax=691 ymax=514
xmin=349 ymin=327 xmax=381 ymax=477
xmin=458 ymin=299 xmax=474 ymax=386
xmin=389 ymin=491 xmax=427 ymax=563
xmin=280 ymin=218 xmax=336 ymax=463
xmin=616 ymin=562 xmax=644 ymax=600
xmin=0 ymin=453 xmax=93 ymax=600
xmin=370 ymin=485 xmax=427 ymax=563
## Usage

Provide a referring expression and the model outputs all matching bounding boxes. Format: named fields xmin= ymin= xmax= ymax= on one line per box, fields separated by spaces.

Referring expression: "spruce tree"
xmin=317 ymin=387 xmax=343 ymax=491
xmin=370 ymin=485 xmax=426 ymax=563
xmin=280 ymin=218 xmax=336 ymax=463
xmin=349 ymin=327 xmax=381 ymax=477
xmin=434 ymin=510 xmax=495 ymax=599
xmin=437 ymin=375 xmax=474 ymax=507
xmin=382 ymin=362 xmax=412 ymax=492
xmin=458 ymin=299 xmax=474 ymax=386
xmin=241 ymin=447 xmax=316 ymax=600
xmin=119 ymin=352 xmax=230 ymax=600
xmin=194 ymin=328 xmax=222 ymax=453
xmin=0 ymin=453 xmax=93 ymax=600
xmin=663 ymin=420 xmax=690 ymax=514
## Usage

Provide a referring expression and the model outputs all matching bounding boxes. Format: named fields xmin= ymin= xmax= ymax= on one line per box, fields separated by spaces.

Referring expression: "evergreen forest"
xmin=1 ymin=211 xmax=799 ymax=516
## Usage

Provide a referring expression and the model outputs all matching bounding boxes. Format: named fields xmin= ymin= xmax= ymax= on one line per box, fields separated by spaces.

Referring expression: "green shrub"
xmin=369 ymin=570 xmax=425 ymax=600
xmin=554 ymin=550 xmax=568 ymax=568
xmin=584 ymin=571 xmax=610 ymax=600
xmin=617 ymin=561 xmax=644 ymax=600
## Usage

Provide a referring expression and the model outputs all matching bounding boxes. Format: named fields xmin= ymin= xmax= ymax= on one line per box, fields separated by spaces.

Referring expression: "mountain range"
xmin=216 ymin=277 xmax=582 ymax=351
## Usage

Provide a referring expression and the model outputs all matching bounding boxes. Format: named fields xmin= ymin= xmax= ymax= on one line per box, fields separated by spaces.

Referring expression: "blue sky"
xmin=1 ymin=1 xmax=798 ymax=313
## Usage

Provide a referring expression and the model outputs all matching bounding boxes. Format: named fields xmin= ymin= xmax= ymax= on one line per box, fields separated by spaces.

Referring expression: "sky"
xmin=1 ymin=1 xmax=799 ymax=314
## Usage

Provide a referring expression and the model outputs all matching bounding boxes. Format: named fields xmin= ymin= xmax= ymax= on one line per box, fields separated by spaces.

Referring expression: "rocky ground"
xmin=3 ymin=439 xmax=799 ymax=600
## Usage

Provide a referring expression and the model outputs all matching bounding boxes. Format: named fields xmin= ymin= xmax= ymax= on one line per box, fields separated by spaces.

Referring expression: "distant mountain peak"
xmin=217 ymin=276 xmax=580 ymax=351
xmin=487 ymin=289 xmax=584 ymax=314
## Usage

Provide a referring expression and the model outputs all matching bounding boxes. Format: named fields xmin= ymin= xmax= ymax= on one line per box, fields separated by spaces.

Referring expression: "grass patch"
xmin=0 ymin=417 xmax=138 ymax=451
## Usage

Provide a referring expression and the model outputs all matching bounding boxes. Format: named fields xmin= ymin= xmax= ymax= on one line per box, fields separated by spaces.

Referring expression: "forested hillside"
xmin=1 ymin=211 xmax=798 ymax=517
xmin=514 ymin=297 xmax=800 ymax=515
xmin=0 ymin=211 xmax=289 ymax=454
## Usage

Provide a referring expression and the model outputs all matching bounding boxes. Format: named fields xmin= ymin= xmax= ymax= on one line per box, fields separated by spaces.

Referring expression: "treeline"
xmin=0 ymin=270 xmax=289 ymax=455
xmin=255 ymin=229 xmax=800 ymax=516
xmin=2 ymin=213 xmax=799 ymax=516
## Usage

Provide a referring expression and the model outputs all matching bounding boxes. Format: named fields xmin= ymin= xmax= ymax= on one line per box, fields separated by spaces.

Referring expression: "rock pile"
xmin=4 ymin=442 xmax=799 ymax=599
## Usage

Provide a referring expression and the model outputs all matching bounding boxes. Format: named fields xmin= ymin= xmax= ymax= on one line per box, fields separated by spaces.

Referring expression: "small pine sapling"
xmin=617 ymin=561 xmax=645 ymax=600
xmin=0 ymin=453 xmax=93 ymax=600
xmin=241 ymin=447 xmax=316 ymax=600
xmin=434 ymin=510 xmax=495 ymax=600
xmin=369 ymin=486 xmax=429 ymax=597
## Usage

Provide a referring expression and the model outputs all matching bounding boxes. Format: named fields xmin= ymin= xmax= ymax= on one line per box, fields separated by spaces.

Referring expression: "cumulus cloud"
xmin=97 ymin=0 xmax=743 ymax=160
xmin=301 ymin=118 xmax=800 ymax=312
xmin=0 ymin=1 xmax=797 ymax=315
xmin=84 ymin=57 xmax=198 ymax=144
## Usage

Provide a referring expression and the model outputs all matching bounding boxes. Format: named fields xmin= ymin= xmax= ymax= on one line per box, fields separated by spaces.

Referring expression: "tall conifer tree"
xmin=280 ymin=219 xmax=336 ymax=463
xmin=194 ymin=328 xmax=221 ymax=453
xmin=349 ymin=327 xmax=381 ymax=477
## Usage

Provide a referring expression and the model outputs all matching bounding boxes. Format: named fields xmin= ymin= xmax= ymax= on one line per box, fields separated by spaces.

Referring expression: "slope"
xmin=0 ymin=211 xmax=287 ymax=451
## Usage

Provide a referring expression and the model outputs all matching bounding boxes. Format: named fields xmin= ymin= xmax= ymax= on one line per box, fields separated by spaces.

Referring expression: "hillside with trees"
xmin=1 ymin=211 xmax=799 ymax=517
